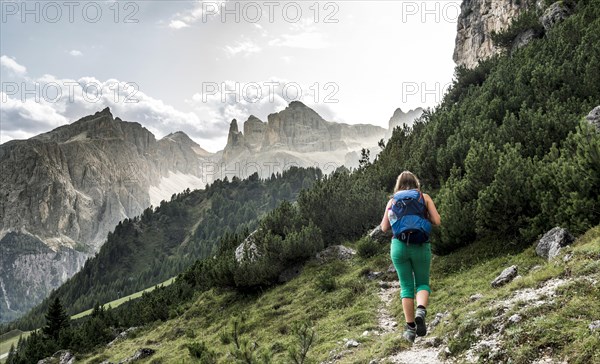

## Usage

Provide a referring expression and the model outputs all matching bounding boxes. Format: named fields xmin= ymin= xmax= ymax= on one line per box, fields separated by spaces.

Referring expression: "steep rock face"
xmin=0 ymin=232 xmax=87 ymax=322
xmin=243 ymin=115 xmax=267 ymax=152
xmin=221 ymin=102 xmax=387 ymax=175
xmin=0 ymin=108 xmax=212 ymax=320
xmin=454 ymin=0 xmax=534 ymax=68
xmin=263 ymin=101 xmax=337 ymax=152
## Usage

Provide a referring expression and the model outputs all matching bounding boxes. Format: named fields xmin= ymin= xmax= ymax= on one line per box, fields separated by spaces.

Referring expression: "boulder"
xmin=37 ymin=350 xmax=75 ymax=364
xmin=368 ymin=225 xmax=392 ymax=244
xmin=508 ymin=314 xmax=522 ymax=325
xmin=344 ymin=339 xmax=360 ymax=348
xmin=118 ymin=348 xmax=155 ymax=364
xmin=235 ymin=229 xmax=261 ymax=263
xmin=535 ymin=227 xmax=575 ymax=260
xmin=108 ymin=327 xmax=138 ymax=347
xmin=586 ymin=106 xmax=600 ymax=131
xmin=316 ymin=245 xmax=356 ymax=263
xmin=491 ymin=265 xmax=518 ymax=287
xmin=510 ymin=29 xmax=539 ymax=54
xmin=540 ymin=1 xmax=572 ymax=31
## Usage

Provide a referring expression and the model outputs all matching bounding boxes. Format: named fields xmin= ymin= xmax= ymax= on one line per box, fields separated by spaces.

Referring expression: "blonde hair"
xmin=394 ymin=171 xmax=420 ymax=192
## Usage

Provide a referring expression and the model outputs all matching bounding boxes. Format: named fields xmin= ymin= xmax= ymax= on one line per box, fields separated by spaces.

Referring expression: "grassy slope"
xmin=70 ymin=277 xmax=177 ymax=320
xmin=78 ymin=225 xmax=600 ymax=363
xmin=0 ymin=331 xmax=30 ymax=363
xmin=0 ymin=277 xmax=176 ymax=360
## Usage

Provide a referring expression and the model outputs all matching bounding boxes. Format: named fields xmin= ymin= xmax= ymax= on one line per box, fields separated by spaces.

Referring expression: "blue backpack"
xmin=388 ymin=189 xmax=432 ymax=244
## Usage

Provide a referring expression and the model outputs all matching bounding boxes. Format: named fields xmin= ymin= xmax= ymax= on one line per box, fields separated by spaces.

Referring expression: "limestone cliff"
xmin=453 ymin=0 xmax=535 ymax=68
xmin=221 ymin=102 xmax=387 ymax=175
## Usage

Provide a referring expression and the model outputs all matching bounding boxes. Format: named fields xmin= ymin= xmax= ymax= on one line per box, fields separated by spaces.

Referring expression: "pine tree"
xmin=42 ymin=297 xmax=69 ymax=341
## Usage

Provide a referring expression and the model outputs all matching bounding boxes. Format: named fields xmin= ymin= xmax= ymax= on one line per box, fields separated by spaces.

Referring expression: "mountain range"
xmin=0 ymin=102 xmax=422 ymax=322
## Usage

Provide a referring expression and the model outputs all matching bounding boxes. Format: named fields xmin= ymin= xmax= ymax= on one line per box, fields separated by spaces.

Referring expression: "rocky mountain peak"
xmin=163 ymin=131 xmax=195 ymax=145
xmin=229 ymin=119 xmax=239 ymax=134
xmin=388 ymin=107 xmax=424 ymax=132
xmin=288 ymin=100 xmax=307 ymax=109
xmin=224 ymin=119 xmax=246 ymax=158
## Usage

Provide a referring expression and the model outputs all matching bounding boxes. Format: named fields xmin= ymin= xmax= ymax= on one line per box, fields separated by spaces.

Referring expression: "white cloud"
xmin=168 ymin=0 xmax=226 ymax=29
xmin=68 ymin=50 xmax=83 ymax=57
xmin=168 ymin=20 xmax=189 ymax=29
xmin=268 ymin=32 xmax=329 ymax=49
xmin=268 ymin=20 xmax=329 ymax=49
xmin=224 ymin=40 xmax=261 ymax=57
xmin=0 ymin=55 xmax=27 ymax=75
xmin=0 ymin=64 xmax=228 ymax=151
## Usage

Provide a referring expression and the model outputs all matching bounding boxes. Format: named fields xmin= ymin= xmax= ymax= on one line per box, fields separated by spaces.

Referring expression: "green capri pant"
xmin=390 ymin=238 xmax=432 ymax=299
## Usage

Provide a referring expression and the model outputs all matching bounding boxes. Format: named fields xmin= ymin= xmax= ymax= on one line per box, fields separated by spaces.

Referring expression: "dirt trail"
xmin=376 ymin=280 xmax=445 ymax=364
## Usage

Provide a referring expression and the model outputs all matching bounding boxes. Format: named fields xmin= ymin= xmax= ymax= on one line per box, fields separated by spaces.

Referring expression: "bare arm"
xmin=380 ymin=199 xmax=393 ymax=232
xmin=423 ymin=193 xmax=441 ymax=226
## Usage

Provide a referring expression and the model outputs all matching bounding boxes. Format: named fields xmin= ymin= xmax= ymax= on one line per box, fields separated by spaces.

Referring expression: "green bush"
xmin=356 ymin=237 xmax=379 ymax=258
xmin=187 ymin=341 xmax=217 ymax=363
xmin=316 ymin=273 xmax=337 ymax=293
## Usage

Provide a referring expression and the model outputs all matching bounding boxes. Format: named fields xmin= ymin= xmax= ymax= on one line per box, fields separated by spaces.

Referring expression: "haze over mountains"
xmin=0 ymin=102 xmax=423 ymax=321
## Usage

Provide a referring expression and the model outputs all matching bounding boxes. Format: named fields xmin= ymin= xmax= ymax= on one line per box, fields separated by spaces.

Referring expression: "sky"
xmin=0 ymin=0 xmax=460 ymax=152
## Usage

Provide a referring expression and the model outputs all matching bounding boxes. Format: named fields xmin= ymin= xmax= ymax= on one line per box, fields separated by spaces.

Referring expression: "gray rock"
xmin=387 ymin=264 xmax=396 ymax=274
xmin=366 ymin=271 xmax=383 ymax=280
xmin=118 ymin=348 xmax=155 ymax=364
xmin=540 ymin=1 xmax=572 ymax=31
xmin=235 ymin=229 xmax=261 ymax=263
xmin=491 ymin=265 xmax=518 ymax=287
xmin=454 ymin=0 xmax=533 ymax=68
xmin=108 ymin=327 xmax=138 ymax=347
xmin=535 ymin=227 xmax=575 ymax=260
xmin=469 ymin=293 xmax=484 ymax=302
xmin=37 ymin=350 xmax=75 ymax=364
xmin=508 ymin=314 xmax=522 ymax=324
xmin=344 ymin=339 xmax=360 ymax=348
xmin=429 ymin=312 xmax=447 ymax=329
xmin=589 ymin=320 xmax=600 ymax=332
xmin=511 ymin=28 xmax=538 ymax=54
xmin=368 ymin=225 xmax=393 ymax=244
xmin=316 ymin=245 xmax=356 ymax=263
xmin=586 ymin=106 xmax=600 ymax=131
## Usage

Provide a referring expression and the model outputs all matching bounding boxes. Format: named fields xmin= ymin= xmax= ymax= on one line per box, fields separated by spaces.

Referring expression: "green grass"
xmin=71 ymin=277 xmax=177 ymax=320
xmin=61 ymin=225 xmax=600 ymax=363
xmin=0 ymin=330 xmax=30 ymax=362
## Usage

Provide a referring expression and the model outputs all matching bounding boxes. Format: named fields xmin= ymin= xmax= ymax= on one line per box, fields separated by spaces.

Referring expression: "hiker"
xmin=380 ymin=171 xmax=441 ymax=343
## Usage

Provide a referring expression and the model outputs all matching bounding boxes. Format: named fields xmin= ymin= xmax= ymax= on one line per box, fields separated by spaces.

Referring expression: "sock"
xmin=407 ymin=322 xmax=416 ymax=328
xmin=417 ymin=305 xmax=426 ymax=310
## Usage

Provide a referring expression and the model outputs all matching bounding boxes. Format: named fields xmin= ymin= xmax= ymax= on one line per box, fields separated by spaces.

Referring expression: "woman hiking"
xmin=380 ymin=171 xmax=441 ymax=343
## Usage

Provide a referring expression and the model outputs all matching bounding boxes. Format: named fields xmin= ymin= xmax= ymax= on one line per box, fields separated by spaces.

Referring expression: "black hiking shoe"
xmin=403 ymin=324 xmax=416 ymax=343
xmin=415 ymin=307 xmax=427 ymax=336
